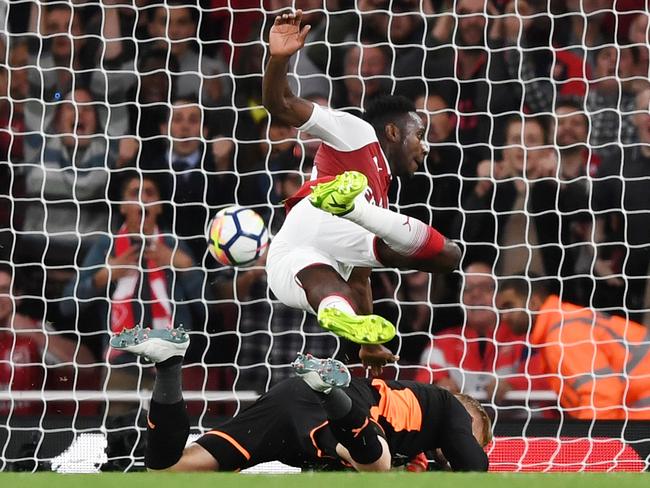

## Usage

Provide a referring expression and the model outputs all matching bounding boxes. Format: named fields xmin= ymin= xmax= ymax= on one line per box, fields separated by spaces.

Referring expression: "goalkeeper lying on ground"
xmin=111 ymin=327 xmax=490 ymax=472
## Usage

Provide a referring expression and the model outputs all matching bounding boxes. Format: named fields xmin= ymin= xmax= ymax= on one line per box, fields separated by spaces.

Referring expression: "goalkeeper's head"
xmin=364 ymin=95 xmax=428 ymax=179
xmin=454 ymin=393 xmax=493 ymax=447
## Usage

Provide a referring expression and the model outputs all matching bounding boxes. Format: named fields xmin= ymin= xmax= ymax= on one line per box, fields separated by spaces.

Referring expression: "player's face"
xmin=495 ymin=288 xmax=531 ymax=336
xmin=393 ymin=112 xmax=427 ymax=178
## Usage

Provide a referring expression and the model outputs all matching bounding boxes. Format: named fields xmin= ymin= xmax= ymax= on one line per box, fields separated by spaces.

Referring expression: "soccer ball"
xmin=207 ymin=206 xmax=269 ymax=266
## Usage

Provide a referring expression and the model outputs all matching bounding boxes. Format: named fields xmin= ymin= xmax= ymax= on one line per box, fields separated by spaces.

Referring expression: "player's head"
xmin=495 ymin=275 xmax=556 ymax=335
xmin=454 ymin=393 xmax=492 ymax=447
xmin=364 ymin=95 xmax=427 ymax=178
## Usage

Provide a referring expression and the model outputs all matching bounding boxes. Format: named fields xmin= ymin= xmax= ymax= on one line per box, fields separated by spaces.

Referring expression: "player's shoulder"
xmin=309 ymin=103 xmax=378 ymax=151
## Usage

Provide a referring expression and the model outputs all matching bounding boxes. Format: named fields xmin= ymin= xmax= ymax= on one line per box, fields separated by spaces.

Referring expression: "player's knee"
xmin=353 ymin=438 xmax=391 ymax=472
xmin=163 ymin=443 xmax=219 ymax=472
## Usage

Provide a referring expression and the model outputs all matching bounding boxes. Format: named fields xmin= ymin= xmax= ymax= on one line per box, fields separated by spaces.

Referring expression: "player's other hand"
xmin=359 ymin=344 xmax=399 ymax=376
xmin=269 ymin=10 xmax=311 ymax=58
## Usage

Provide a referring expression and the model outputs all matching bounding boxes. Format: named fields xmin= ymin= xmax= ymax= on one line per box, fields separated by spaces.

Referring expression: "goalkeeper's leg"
xmin=292 ymin=354 xmax=391 ymax=472
xmin=310 ymin=171 xmax=461 ymax=273
xmin=110 ymin=326 xmax=217 ymax=471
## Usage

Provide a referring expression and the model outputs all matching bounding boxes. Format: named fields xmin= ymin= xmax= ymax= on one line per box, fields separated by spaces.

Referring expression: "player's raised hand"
xmin=269 ymin=10 xmax=311 ymax=58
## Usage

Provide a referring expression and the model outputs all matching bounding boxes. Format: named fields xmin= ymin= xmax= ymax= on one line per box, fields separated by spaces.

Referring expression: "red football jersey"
xmin=0 ymin=331 xmax=45 ymax=416
xmin=287 ymin=103 xmax=392 ymax=210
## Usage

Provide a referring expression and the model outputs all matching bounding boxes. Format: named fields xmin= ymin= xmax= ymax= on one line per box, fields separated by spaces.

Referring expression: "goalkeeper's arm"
xmin=263 ymin=10 xmax=314 ymax=128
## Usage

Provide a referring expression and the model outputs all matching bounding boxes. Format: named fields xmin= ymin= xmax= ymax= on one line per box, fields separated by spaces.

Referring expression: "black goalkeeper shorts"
xmin=195 ymin=378 xmax=333 ymax=470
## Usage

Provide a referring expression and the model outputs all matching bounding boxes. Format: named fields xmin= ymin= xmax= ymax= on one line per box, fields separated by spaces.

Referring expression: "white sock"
xmin=318 ymin=294 xmax=356 ymax=316
xmin=343 ymin=195 xmax=430 ymax=256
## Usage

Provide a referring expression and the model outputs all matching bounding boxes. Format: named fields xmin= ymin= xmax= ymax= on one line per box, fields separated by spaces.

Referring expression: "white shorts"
xmin=267 ymin=198 xmax=382 ymax=314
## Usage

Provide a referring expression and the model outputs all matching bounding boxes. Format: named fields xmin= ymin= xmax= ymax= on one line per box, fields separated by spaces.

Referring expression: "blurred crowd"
xmin=1 ymin=0 xmax=650 ymax=419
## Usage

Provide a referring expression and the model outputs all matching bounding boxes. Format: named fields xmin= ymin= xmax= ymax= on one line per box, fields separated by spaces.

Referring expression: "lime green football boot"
xmin=309 ymin=170 xmax=368 ymax=216
xmin=317 ymin=308 xmax=396 ymax=344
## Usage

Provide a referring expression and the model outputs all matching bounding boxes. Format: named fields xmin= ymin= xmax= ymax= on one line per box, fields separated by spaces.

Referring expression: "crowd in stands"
xmin=1 ymin=0 xmax=650 ymax=420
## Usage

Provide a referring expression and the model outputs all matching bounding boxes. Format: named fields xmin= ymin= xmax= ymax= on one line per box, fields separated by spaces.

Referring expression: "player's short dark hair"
xmin=497 ymin=274 xmax=557 ymax=300
xmin=363 ymin=95 xmax=416 ymax=133
xmin=454 ymin=393 xmax=493 ymax=447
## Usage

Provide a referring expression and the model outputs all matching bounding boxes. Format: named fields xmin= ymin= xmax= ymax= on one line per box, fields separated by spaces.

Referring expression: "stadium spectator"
xmin=147 ymin=2 xmax=229 ymax=106
xmin=422 ymin=0 xmax=519 ymax=163
xmin=500 ymin=1 xmax=589 ymax=114
xmin=626 ymin=13 xmax=650 ymax=93
xmin=19 ymin=88 xmax=115 ymax=265
xmin=144 ymin=97 xmax=233 ymax=262
xmin=0 ymin=263 xmax=96 ymax=416
xmin=0 ymin=38 xmax=29 ymax=261
xmin=26 ymin=3 xmax=96 ymax=99
xmin=558 ymin=0 xmax=614 ymax=72
xmin=459 ymin=115 xmax=550 ymax=275
xmin=527 ymin=97 xmax=593 ymax=306
xmin=1 ymin=38 xmax=28 ymax=163
xmin=591 ymin=88 xmax=650 ymax=322
xmin=586 ymin=45 xmax=638 ymax=160
xmin=336 ymin=44 xmax=390 ymax=111
xmin=416 ymin=262 xmax=546 ymax=399
xmin=60 ymin=171 xmax=203 ymax=411
xmin=497 ymin=276 xmax=650 ymax=420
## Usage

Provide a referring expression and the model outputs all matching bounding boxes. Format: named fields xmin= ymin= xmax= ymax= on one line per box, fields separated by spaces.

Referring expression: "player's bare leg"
xmin=297 ymin=265 xmax=398 ymax=373
xmin=110 ymin=326 xmax=218 ymax=471
xmin=292 ymin=354 xmax=392 ymax=472
xmin=311 ymin=171 xmax=461 ymax=273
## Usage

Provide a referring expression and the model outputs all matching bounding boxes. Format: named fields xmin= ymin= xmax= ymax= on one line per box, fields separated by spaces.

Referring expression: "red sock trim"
xmin=412 ymin=226 xmax=445 ymax=259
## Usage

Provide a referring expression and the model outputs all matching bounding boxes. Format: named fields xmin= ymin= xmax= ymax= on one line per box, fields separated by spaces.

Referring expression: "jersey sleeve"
xmin=298 ymin=102 xmax=377 ymax=151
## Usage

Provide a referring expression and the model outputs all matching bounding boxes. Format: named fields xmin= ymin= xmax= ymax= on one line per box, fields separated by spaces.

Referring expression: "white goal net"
xmin=1 ymin=0 xmax=649 ymax=473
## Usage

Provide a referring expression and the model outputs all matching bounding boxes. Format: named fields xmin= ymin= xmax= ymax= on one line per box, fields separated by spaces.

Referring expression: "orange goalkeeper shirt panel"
xmin=532 ymin=295 xmax=650 ymax=419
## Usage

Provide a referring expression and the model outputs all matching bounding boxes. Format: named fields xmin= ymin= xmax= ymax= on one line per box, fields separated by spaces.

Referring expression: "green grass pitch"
xmin=1 ymin=472 xmax=648 ymax=488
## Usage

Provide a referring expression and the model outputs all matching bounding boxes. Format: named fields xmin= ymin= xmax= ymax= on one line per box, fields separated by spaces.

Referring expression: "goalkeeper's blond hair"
xmin=455 ymin=393 xmax=493 ymax=447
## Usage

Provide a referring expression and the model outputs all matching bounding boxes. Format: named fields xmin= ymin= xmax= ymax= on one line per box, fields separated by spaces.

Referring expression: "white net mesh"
xmin=1 ymin=0 xmax=649 ymax=473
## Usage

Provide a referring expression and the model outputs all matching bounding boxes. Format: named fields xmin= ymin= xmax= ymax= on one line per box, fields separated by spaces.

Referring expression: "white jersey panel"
xmin=298 ymin=103 xmax=377 ymax=152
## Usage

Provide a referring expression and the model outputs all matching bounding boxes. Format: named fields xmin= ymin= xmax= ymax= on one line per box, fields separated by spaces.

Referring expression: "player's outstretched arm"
xmin=263 ymin=10 xmax=314 ymax=127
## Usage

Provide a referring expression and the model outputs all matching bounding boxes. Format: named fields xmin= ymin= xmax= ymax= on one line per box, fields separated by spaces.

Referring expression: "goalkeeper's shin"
xmin=145 ymin=400 xmax=190 ymax=470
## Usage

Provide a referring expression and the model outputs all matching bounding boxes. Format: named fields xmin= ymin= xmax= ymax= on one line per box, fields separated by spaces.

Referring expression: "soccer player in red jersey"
xmin=263 ymin=11 xmax=461 ymax=372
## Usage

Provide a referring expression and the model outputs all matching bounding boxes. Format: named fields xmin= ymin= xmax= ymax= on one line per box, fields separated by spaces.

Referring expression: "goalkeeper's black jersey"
xmin=197 ymin=377 xmax=487 ymax=471
xmin=312 ymin=377 xmax=488 ymax=471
